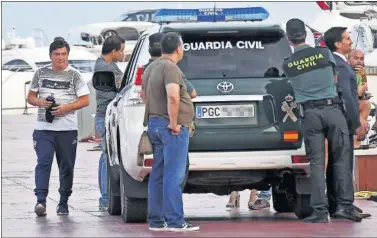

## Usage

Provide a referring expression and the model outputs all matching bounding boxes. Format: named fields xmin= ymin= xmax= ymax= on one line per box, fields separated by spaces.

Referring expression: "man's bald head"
xmin=349 ymin=49 xmax=365 ymax=68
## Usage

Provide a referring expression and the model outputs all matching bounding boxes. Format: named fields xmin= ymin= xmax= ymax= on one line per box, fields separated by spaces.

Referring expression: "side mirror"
xmin=92 ymin=71 xmax=117 ymax=92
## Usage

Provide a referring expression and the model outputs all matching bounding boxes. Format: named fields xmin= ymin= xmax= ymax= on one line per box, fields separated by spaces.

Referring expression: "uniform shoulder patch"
xmin=315 ymin=45 xmax=327 ymax=48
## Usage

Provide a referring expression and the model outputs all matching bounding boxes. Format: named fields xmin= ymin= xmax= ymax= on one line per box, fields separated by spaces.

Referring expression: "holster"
xmin=298 ymin=104 xmax=305 ymax=118
xmin=336 ymin=83 xmax=347 ymax=115
xmin=338 ymin=94 xmax=347 ymax=116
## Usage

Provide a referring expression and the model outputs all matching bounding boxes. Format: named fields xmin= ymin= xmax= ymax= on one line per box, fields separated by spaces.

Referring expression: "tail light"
xmin=291 ymin=155 xmax=308 ymax=164
xmin=125 ymin=65 xmax=145 ymax=105
xmin=144 ymin=158 xmax=154 ymax=167
xmin=134 ymin=66 xmax=144 ymax=86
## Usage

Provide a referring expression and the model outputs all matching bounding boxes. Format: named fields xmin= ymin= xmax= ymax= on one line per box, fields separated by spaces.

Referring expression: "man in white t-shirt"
xmin=27 ymin=39 xmax=90 ymax=217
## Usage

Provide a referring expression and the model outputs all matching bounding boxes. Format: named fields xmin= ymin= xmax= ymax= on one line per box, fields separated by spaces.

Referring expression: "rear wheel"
xmin=293 ymin=194 xmax=312 ymax=219
xmin=103 ymin=30 xmax=117 ymax=39
xmin=272 ymin=185 xmax=294 ymax=213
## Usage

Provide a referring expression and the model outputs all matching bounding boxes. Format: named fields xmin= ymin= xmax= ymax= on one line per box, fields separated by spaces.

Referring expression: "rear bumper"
xmin=188 ymin=148 xmax=308 ymax=172
xmin=189 ymin=128 xmax=302 ymax=151
xmin=136 ymin=147 xmax=308 ymax=180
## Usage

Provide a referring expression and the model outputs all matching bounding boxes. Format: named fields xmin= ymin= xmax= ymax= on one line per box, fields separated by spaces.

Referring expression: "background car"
xmin=114 ymin=9 xmax=158 ymax=23
xmin=67 ymin=21 xmax=155 ymax=49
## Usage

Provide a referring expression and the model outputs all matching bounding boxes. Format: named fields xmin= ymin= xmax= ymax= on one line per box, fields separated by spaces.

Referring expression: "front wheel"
xmin=106 ymin=129 xmax=121 ymax=215
xmin=106 ymin=157 xmax=121 ymax=215
xmin=120 ymin=169 xmax=148 ymax=223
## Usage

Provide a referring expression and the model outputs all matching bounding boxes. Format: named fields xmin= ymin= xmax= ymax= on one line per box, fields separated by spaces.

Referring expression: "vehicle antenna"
xmin=213 ymin=2 xmax=216 ymax=22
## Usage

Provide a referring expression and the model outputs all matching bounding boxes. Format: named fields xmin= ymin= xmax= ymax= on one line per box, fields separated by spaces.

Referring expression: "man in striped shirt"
xmin=27 ymin=39 xmax=90 ymax=216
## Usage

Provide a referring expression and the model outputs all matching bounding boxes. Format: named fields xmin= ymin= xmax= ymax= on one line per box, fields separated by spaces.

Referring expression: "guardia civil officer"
xmin=282 ymin=19 xmax=359 ymax=223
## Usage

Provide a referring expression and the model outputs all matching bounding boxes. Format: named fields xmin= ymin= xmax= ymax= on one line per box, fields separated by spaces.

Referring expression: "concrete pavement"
xmin=2 ymin=113 xmax=377 ymax=237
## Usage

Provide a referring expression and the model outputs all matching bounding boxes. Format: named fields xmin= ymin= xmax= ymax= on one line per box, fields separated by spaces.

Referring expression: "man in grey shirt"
xmin=94 ymin=35 xmax=125 ymax=210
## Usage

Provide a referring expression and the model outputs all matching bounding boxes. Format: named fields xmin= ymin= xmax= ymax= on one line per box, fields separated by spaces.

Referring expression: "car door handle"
xmin=113 ymin=95 xmax=123 ymax=107
xmin=128 ymin=96 xmax=144 ymax=105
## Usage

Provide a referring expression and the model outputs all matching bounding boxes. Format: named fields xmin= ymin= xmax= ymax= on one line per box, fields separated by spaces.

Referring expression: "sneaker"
xmin=168 ymin=222 xmax=200 ymax=232
xmin=34 ymin=203 xmax=47 ymax=217
xmin=249 ymin=199 xmax=270 ymax=210
xmin=99 ymin=203 xmax=107 ymax=211
xmin=149 ymin=222 xmax=168 ymax=231
xmin=56 ymin=202 xmax=69 ymax=215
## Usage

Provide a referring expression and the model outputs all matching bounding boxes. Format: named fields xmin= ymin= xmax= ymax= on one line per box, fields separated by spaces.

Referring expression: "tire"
xmin=103 ymin=30 xmax=117 ymax=39
xmin=272 ymin=186 xmax=294 ymax=213
xmin=294 ymin=194 xmax=312 ymax=219
xmin=120 ymin=169 xmax=148 ymax=223
xmin=106 ymin=130 xmax=121 ymax=215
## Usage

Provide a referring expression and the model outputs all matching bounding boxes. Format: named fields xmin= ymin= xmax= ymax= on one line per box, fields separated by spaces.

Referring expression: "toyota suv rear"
xmin=92 ymin=7 xmax=312 ymax=223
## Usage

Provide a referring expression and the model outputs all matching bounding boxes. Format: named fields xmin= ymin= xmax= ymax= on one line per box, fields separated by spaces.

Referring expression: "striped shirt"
xmin=29 ymin=65 xmax=90 ymax=131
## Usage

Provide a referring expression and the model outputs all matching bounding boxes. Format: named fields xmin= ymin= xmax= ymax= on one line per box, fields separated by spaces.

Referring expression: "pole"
xmin=23 ymin=81 xmax=31 ymax=115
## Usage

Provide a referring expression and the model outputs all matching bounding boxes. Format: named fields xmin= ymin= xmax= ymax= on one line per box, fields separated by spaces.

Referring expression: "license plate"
xmin=196 ymin=105 xmax=255 ymax=119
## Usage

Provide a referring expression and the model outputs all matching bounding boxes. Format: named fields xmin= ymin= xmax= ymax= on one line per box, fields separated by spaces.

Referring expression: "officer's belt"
xmin=301 ymin=97 xmax=342 ymax=110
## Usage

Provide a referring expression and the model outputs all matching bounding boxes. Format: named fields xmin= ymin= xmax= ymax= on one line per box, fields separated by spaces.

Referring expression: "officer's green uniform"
xmin=282 ymin=20 xmax=353 ymax=220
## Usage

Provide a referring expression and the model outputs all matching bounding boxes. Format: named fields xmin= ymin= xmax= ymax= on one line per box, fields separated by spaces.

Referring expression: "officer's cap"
xmin=149 ymin=33 xmax=164 ymax=48
xmin=148 ymin=33 xmax=164 ymax=56
xmin=286 ymin=18 xmax=307 ymax=41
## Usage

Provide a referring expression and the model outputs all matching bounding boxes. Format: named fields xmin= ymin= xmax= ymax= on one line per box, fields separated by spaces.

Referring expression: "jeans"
xmin=258 ymin=188 xmax=272 ymax=201
xmin=147 ymin=117 xmax=189 ymax=228
xmin=33 ymin=130 xmax=78 ymax=204
xmin=95 ymin=116 xmax=107 ymax=207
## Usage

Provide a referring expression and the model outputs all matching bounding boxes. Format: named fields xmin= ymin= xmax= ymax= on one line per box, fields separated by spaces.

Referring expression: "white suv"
xmin=92 ymin=8 xmax=312 ymax=223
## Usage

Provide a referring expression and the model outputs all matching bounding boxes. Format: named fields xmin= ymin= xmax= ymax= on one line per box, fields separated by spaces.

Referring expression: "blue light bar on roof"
xmin=154 ymin=7 xmax=269 ymax=23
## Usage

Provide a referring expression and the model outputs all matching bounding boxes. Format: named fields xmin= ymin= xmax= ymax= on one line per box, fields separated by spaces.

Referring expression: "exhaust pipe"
xmin=279 ymin=169 xmax=292 ymax=178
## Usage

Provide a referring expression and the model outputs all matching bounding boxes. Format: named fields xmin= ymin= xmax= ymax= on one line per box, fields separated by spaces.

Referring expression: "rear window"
xmin=178 ymin=30 xmax=291 ymax=79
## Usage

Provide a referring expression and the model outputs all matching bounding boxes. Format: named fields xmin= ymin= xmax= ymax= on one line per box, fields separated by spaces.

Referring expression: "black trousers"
xmin=327 ymin=132 xmax=355 ymax=214
xmin=301 ymin=104 xmax=354 ymax=214
xmin=33 ymin=130 xmax=78 ymax=204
